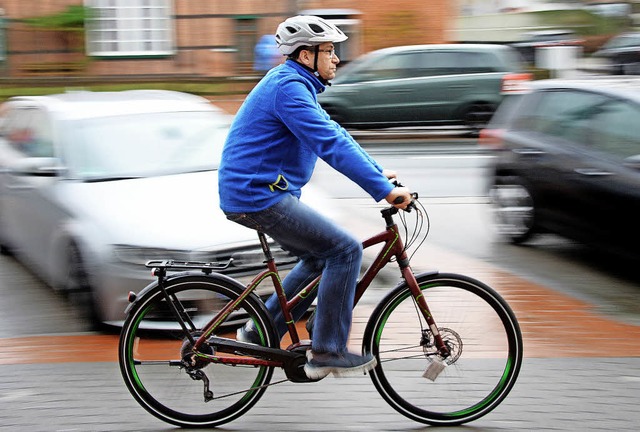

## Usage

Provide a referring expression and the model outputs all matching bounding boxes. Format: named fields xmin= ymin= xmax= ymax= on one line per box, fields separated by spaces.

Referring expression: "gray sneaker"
xmin=236 ymin=321 xmax=262 ymax=345
xmin=304 ymin=350 xmax=377 ymax=379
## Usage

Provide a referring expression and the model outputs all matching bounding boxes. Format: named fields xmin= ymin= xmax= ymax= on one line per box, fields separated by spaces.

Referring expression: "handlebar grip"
xmin=392 ymin=193 xmax=419 ymax=212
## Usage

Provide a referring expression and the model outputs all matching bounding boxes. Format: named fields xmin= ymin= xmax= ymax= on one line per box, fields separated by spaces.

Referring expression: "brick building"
xmin=0 ymin=0 xmax=453 ymax=78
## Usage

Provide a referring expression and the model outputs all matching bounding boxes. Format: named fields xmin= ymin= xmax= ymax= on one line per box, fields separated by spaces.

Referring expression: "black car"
xmin=480 ymin=77 xmax=640 ymax=257
xmin=593 ymin=32 xmax=640 ymax=75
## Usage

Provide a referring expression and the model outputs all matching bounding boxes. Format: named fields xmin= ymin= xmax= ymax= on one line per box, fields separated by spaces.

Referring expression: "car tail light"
xmin=501 ymin=73 xmax=532 ymax=94
xmin=478 ymin=128 xmax=505 ymax=150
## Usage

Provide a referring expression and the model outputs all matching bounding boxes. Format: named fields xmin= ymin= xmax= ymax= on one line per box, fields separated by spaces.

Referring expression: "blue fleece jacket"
xmin=218 ymin=60 xmax=394 ymax=213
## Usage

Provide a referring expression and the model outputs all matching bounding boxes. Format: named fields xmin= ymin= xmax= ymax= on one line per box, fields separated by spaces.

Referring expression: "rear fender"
xmin=124 ymin=271 xmax=248 ymax=316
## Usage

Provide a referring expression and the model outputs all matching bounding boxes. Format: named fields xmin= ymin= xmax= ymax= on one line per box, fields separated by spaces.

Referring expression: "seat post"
xmin=257 ymin=231 xmax=273 ymax=261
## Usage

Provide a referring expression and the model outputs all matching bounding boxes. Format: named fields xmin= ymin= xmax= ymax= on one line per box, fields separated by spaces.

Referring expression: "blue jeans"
xmin=224 ymin=193 xmax=362 ymax=354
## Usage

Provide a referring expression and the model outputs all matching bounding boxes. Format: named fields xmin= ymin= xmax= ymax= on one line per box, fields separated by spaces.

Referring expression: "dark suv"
xmin=593 ymin=32 xmax=640 ymax=75
xmin=318 ymin=44 xmax=530 ymax=132
xmin=481 ymin=77 xmax=640 ymax=258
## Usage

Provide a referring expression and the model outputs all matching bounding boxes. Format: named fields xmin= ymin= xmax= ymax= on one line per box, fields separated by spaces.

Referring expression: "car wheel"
xmin=65 ymin=242 xmax=101 ymax=327
xmin=463 ymin=103 xmax=496 ymax=136
xmin=490 ymin=177 xmax=536 ymax=244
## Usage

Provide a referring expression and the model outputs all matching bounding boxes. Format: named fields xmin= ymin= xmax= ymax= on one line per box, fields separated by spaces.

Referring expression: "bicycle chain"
xmin=203 ymin=378 xmax=292 ymax=402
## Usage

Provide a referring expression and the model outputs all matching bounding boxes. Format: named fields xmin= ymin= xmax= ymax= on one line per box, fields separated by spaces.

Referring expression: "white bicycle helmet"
xmin=275 ymin=15 xmax=348 ymax=56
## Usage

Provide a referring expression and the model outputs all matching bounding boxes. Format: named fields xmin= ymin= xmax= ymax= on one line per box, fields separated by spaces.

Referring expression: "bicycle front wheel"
xmin=363 ymin=272 xmax=522 ymax=426
xmin=119 ymin=273 xmax=278 ymax=428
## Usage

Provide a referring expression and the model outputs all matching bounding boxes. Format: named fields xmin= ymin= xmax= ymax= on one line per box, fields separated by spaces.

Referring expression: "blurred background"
xmin=1 ymin=1 xmax=640 ymax=431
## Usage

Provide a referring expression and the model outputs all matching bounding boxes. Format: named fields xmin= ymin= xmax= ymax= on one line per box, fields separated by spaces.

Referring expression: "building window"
xmin=236 ymin=18 xmax=257 ymax=65
xmin=85 ymin=0 xmax=174 ymax=57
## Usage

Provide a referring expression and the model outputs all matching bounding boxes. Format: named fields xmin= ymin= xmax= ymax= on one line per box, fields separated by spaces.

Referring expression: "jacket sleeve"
xmin=276 ymin=78 xmax=393 ymax=202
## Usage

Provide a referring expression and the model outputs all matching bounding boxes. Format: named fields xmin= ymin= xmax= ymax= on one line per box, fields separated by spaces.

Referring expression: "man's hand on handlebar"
xmin=385 ymin=186 xmax=412 ymax=210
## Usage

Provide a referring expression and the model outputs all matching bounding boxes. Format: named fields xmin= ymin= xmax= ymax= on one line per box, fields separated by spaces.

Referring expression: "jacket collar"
xmin=285 ymin=59 xmax=327 ymax=94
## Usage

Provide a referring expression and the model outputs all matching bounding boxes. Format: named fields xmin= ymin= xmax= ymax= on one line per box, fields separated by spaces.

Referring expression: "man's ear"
xmin=298 ymin=49 xmax=312 ymax=67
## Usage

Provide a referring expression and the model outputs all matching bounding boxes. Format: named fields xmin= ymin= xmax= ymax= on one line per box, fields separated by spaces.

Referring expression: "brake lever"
xmin=393 ymin=192 xmax=419 ymax=212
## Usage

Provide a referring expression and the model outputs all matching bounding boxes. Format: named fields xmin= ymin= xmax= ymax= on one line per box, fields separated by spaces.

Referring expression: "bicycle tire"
xmin=363 ymin=272 xmax=522 ymax=426
xmin=119 ymin=273 xmax=279 ymax=428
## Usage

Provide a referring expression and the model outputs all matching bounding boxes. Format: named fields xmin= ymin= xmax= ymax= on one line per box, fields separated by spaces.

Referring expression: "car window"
xmin=342 ymin=52 xmax=409 ymax=82
xmin=61 ymin=111 xmax=228 ymax=180
xmin=2 ymin=106 xmax=54 ymax=158
xmin=408 ymin=51 xmax=503 ymax=76
xmin=512 ymin=90 xmax=608 ymax=144
xmin=588 ymin=98 xmax=640 ymax=160
xmin=605 ymin=34 xmax=640 ymax=49
xmin=409 ymin=52 xmax=458 ymax=76
xmin=458 ymin=52 xmax=501 ymax=72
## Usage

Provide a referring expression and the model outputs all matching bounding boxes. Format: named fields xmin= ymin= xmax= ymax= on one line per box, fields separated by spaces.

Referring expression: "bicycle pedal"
xmin=422 ymin=359 xmax=446 ymax=381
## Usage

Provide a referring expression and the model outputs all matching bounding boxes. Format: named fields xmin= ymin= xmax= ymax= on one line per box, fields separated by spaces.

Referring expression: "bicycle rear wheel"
xmin=363 ymin=272 xmax=522 ymax=426
xmin=119 ymin=273 xmax=278 ymax=428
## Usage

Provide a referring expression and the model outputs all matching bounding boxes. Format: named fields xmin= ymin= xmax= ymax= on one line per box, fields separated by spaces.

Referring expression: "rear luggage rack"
xmin=145 ymin=259 xmax=234 ymax=274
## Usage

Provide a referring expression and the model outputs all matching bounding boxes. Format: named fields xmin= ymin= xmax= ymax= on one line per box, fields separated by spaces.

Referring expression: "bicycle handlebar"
xmin=390 ymin=179 xmax=418 ymax=212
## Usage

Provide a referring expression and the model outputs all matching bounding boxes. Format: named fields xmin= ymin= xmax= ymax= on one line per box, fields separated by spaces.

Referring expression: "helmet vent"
xmin=309 ymin=23 xmax=325 ymax=34
xmin=285 ymin=25 xmax=299 ymax=34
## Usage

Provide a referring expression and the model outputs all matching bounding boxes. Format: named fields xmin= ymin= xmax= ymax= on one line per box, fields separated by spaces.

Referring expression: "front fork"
xmin=401 ymin=266 xmax=451 ymax=359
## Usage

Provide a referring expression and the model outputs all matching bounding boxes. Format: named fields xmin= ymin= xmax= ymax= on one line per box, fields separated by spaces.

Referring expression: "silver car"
xmin=0 ymin=90 xmax=300 ymax=326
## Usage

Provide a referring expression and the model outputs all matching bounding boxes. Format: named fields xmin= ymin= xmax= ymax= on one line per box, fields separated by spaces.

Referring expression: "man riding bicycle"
xmin=218 ymin=15 xmax=412 ymax=379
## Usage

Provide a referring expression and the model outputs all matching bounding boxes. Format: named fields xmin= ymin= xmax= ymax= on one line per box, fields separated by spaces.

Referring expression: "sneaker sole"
xmin=236 ymin=328 xmax=260 ymax=345
xmin=304 ymin=357 xmax=377 ymax=379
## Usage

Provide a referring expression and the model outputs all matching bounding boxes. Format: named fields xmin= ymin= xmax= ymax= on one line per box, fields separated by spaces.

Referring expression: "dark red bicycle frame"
xmin=192 ymin=207 xmax=448 ymax=364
